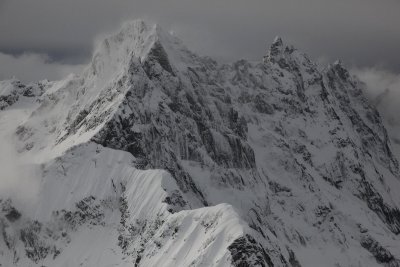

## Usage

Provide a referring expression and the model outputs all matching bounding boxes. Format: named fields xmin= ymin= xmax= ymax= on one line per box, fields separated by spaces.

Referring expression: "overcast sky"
xmin=0 ymin=0 xmax=400 ymax=82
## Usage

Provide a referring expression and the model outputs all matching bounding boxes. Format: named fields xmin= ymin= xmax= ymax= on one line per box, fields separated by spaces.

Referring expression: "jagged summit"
xmin=1 ymin=20 xmax=400 ymax=267
xmin=269 ymin=36 xmax=285 ymax=56
xmin=263 ymin=36 xmax=305 ymax=66
xmin=87 ymin=19 xmax=193 ymax=82
xmin=263 ymin=36 xmax=284 ymax=63
xmin=272 ymin=35 xmax=283 ymax=46
xmin=88 ymin=20 xmax=163 ymax=78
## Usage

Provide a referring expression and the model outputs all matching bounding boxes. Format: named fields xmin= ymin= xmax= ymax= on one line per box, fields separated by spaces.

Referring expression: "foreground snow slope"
xmin=1 ymin=20 xmax=400 ymax=266
xmin=1 ymin=141 xmax=250 ymax=267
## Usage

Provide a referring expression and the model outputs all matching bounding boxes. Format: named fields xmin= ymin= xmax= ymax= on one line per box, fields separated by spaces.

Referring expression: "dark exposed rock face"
xmin=228 ymin=235 xmax=275 ymax=267
xmin=5 ymin=207 xmax=21 ymax=222
xmin=0 ymin=80 xmax=46 ymax=110
xmin=20 ymin=221 xmax=51 ymax=263
xmin=144 ymin=41 xmax=175 ymax=76
xmin=92 ymin=55 xmax=257 ymax=205
xmin=358 ymin=179 xmax=400 ymax=234
xmin=361 ymin=235 xmax=400 ymax=266
xmin=0 ymin=196 xmax=116 ymax=265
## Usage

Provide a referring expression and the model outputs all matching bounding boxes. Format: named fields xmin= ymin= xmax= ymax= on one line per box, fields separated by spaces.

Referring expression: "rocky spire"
xmin=263 ymin=36 xmax=285 ymax=63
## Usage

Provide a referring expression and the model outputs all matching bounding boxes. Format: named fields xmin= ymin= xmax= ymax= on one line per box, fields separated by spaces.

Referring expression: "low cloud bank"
xmin=352 ymin=68 xmax=400 ymax=126
xmin=0 ymin=52 xmax=84 ymax=83
xmin=0 ymin=109 xmax=40 ymax=214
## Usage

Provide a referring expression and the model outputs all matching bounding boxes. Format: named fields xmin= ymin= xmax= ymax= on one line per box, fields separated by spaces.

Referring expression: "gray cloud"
xmin=1 ymin=0 xmax=400 ymax=73
xmin=353 ymin=68 xmax=400 ymax=124
xmin=352 ymin=67 xmax=400 ymax=156
xmin=0 ymin=108 xmax=40 ymax=212
xmin=0 ymin=131 xmax=39 ymax=209
xmin=0 ymin=52 xmax=84 ymax=82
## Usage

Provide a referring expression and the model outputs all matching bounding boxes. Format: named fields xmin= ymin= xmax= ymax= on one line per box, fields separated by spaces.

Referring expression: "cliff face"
xmin=1 ymin=20 xmax=400 ymax=267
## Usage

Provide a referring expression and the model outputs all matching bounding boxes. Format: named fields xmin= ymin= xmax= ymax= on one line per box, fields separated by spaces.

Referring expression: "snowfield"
xmin=1 ymin=20 xmax=400 ymax=266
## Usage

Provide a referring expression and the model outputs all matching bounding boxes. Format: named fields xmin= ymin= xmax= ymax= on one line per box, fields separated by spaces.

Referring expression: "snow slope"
xmin=1 ymin=141 xmax=251 ymax=267
xmin=1 ymin=20 xmax=400 ymax=267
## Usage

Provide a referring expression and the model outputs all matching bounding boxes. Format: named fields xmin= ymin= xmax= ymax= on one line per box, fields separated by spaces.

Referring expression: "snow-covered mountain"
xmin=1 ymin=20 xmax=400 ymax=267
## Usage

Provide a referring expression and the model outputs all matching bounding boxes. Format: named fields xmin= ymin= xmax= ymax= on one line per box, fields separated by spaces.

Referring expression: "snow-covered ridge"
xmin=1 ymin=19 xmax=400 ymax=266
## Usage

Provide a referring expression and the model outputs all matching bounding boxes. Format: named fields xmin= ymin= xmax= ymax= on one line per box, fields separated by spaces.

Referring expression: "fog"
xmin=0 ymin=110 xmax=40 ymax=212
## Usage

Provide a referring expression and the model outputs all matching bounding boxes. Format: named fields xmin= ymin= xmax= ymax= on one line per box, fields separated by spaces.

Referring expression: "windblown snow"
xmin=1 ymin=20 xmax=400 ymax=267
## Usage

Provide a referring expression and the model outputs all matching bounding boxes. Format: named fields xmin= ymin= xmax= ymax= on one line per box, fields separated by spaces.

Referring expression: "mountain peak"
xmin=272 ymin=36 xmax=283 ymax=47
xmin=86 ymin=20 xmax=165 ymax=81
xmin=119 ymin=19 xmax=154 ymax=33
xmin=263 ymin=36 xmax=294 ymax=63
xmin=115 ymin=19 xmax=168 ymax=45
xmin=329 ymin=59 xmax=351 ymax=81
xmin=269 ymin=36 xmax=285 ymax=57
xmin=87 ymin=19 xmax=189 ymax=81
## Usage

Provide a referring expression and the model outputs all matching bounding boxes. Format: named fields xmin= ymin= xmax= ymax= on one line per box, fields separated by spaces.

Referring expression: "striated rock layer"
xmin=1 ymin=20 xmax=400 ymax=266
